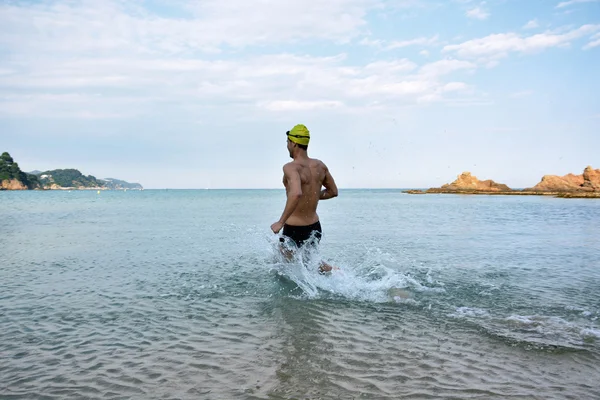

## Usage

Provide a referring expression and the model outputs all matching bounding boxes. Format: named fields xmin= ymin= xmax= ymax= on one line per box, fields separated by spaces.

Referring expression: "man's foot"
xmin=318 ymin=262 xmax=339 ymax=274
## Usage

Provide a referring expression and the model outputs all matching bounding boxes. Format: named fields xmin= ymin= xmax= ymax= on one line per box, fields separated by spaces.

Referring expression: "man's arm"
xmin=277 ymin=164 xmax=303 ymax=224
xmin=320 ymin=164 xmax=338 ymax=200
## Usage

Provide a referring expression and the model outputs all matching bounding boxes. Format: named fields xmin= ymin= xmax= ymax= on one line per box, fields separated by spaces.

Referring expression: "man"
xmin=270 ymin=124 xmax=339 ymax=273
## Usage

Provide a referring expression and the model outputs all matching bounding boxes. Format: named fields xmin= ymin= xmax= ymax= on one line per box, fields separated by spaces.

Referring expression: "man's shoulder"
xmin=283 ymin=161 xmax=301 ymax=171
xmin=309 ymin=157 xmax=328 ymax=169
xmin=308 ymin=157 xmax=326 ymax=165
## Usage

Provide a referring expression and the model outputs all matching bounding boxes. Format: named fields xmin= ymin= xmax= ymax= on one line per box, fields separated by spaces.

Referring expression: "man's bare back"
xmin=281 ymin=158 xmax=334 ymax=226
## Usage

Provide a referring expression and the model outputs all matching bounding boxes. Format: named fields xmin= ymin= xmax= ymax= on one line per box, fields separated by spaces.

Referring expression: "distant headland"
xmin=1 ymin=152 xmax=143 ymax=191
xmin=405 ymin=166 xmax=600 ymax=198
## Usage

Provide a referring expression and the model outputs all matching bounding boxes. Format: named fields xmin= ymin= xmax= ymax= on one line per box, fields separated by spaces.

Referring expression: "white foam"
xmin=392 ymin=297 xmax=419 ymax=306
xmin=266 ymin=237 xmax=441 ymax=303
xmin=580 ymin=328 xmax=600 ymax=341
xmin=505 ymin=315 xmax=539 ymax=326
xmin=448 ymin=307 xmax=490 ymax=318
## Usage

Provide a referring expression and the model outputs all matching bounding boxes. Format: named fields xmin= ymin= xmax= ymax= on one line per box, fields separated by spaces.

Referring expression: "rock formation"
xmin=432 ymin=172 xmax=512 ymax=192
xmin=405 ymin=166 xmax=599 ymax=198
xmin=1 ymin=179 xmax=28 ymax=190
xmin=582 ymin=166 xmax=600 ymax=190
xmin=525 ymin=166 xmax=599 ymax=192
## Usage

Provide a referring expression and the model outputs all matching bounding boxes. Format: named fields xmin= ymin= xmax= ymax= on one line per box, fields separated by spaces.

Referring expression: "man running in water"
xmin=270 ymin=124 xmax=339 ymax=273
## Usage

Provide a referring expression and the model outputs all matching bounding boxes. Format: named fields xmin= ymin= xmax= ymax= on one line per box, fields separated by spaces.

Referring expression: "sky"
xmin=1 ymin=0 xmax=599 ymax=189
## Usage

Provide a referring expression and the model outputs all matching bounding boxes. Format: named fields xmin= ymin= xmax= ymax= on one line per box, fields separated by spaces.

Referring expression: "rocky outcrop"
xmin=525 ymin=166 xmax=599 ymax=192
xmin=405 ymin=166 xmax=599 ymax=198
xmin=582 ymin=166 xmax=600 ymax=190
xmin=428 ymin=172 xmax=512 ymax=193
xmin=525 ymin=173 xmax=583 ymax=192
xmin=1 ymin=179 xmax=28 ymax=190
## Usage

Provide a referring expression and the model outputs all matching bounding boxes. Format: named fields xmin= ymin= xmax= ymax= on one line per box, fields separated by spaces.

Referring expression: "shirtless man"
xmin=270 ymin=124 xmax=339 ymax=273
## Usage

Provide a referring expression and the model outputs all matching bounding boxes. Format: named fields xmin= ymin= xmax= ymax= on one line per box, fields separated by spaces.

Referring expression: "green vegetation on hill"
xmin=2 ymin=151 xmax=143 ymax=190
xmin=100 ymin=178 xmax=143 ymax=190
xmin=40 ymin=168 xmax=103 ymax=188
xmin=1 ymin=152 xmax=40 ymax=189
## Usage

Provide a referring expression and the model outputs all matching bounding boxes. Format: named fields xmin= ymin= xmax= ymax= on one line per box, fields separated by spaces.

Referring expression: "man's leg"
xmin=278 ymin=237 xmax=295 ymax=261
xmin=319 ymin=261 xmax=336 ymax=273
xmin=306 ymin=231 xmax=339 ymax=274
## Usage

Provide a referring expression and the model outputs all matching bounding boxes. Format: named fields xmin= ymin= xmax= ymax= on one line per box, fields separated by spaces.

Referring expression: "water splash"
xmin=265 ymin=235 xmax=441 ymax=304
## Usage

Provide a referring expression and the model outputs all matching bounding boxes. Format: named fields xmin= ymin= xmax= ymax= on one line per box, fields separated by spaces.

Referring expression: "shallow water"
xmin=1 ymin=189 xmax=599 ymax=399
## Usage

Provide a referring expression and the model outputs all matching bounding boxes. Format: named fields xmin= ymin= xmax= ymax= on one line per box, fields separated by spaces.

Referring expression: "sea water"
xmin=1 ymin=189 xmax=599 ymax=399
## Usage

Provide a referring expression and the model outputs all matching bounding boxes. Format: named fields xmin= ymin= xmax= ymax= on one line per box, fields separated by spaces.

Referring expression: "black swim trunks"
xmin=279 ymin=221 xmax=322 ymax=248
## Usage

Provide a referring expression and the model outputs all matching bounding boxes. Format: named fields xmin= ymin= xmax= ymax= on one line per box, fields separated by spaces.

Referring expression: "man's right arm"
xmin=320 ymin=164 xmax=338 ymax=200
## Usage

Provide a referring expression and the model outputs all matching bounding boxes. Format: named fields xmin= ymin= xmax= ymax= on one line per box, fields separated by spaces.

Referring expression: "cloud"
xmin=0 ymin=0 xmax=484 ymax=123
xmin=420 ymin=50 xmax=430 ymax=57
xmin=0 ymin=52 xmax=480 ymax=118
xmin=360 ymin=35 xmax=439 ymax=50
xmin=0 ymin=0 xmax=378 ymax=55
xmin=466 ymin=7 xmax=490 ymax=20
xmin=523 ymin=19 xmax=539 ymax=29
xmin=556 ymin=0 xmax=599 ymax=8
xmin=0 ymin=92 xmax=153 ymax=120
xmin=584 ymin=32 xmax=600 ymax=49
xmin=259 ymin=100 xmax=345 ymax=111
xmin=443 ymin=82 xmax=469 ymax=92
xmin=364 ymin=59 xmax=419 ymax=73
xmin=418 ymin=59 xmax=477 ymax=77
xmin=443 ymin=24 xmax=600 ymax=63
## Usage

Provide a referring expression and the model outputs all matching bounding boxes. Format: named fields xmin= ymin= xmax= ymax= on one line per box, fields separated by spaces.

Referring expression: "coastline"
xmin=1 ymin=153 xmax=144 ymax=191
xmin=403 ymin=167 xmax=600 ymax=199
xmin=0 ymin=186 xmax=143 ymax=191
xmin=404 ymin=189 xmax=600 ymax=198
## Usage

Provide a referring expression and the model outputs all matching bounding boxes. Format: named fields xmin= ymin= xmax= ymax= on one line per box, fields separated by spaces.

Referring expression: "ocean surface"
xmin=1 ymin=189 xmax=600 ymax=399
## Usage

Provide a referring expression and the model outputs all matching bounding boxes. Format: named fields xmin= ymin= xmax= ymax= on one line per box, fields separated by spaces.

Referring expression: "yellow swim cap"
xmin=286 ymin=124 xmax=310 ymax=146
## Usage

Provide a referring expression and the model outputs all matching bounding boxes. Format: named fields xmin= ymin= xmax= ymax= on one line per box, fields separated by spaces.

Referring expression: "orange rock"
xmin=526 ymin=166 xmax=599 ymax=192
xmin=1 ymin=179 xmax=28 ymax=190
xmin=438 ymin=172 xmax=511 ymax=192
xmin=582 ymin=166 xmax=600 ymax=190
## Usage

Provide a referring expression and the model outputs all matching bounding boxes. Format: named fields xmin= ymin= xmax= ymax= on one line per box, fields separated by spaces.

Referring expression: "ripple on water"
xmin=2 ymin=191 xmax=600 ymax=399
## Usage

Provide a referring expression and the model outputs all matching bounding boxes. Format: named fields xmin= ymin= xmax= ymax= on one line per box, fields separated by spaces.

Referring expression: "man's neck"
xmin=293 ymin=151 xmax=309 ymax=161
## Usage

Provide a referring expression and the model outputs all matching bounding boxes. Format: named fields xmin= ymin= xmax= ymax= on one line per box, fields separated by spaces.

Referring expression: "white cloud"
xmin=360 ymin=35 xmax=439 ymax=50
xmin=415 ymin=81 xmax=471 ymax=104
xmin=443 ymin=82 xmax=469 ymax=92
xmin=443 ymin=24 xmax=600 ymax=63
xmin=420 ymin=50 xmax=430 ymax=57
xmin=259 ymin=100 xmax=345 ymax=111
xmin=556 ymin=0 xmax=599 ymax=8
xmin=418 ymin=59 xmax=477 ymax=77
xmin=0 ymin=52 xmax=481 ymax=118
xmin=0 ymin=0 xmax=483 ymax=120
xmin=523 ymin=19 xmax=539 ymax=29
xmin=584 ymin=32 xmax=600 ymax=49
xmin=466 ymin=7 xmax=490 ymax=20
xmin=364 ymin=59 xmax=418 ymax=73
xmin=0 ymin=93 xmax=144 ymax=119
xmin=0 ymin=0 xmax=377 ymax=55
